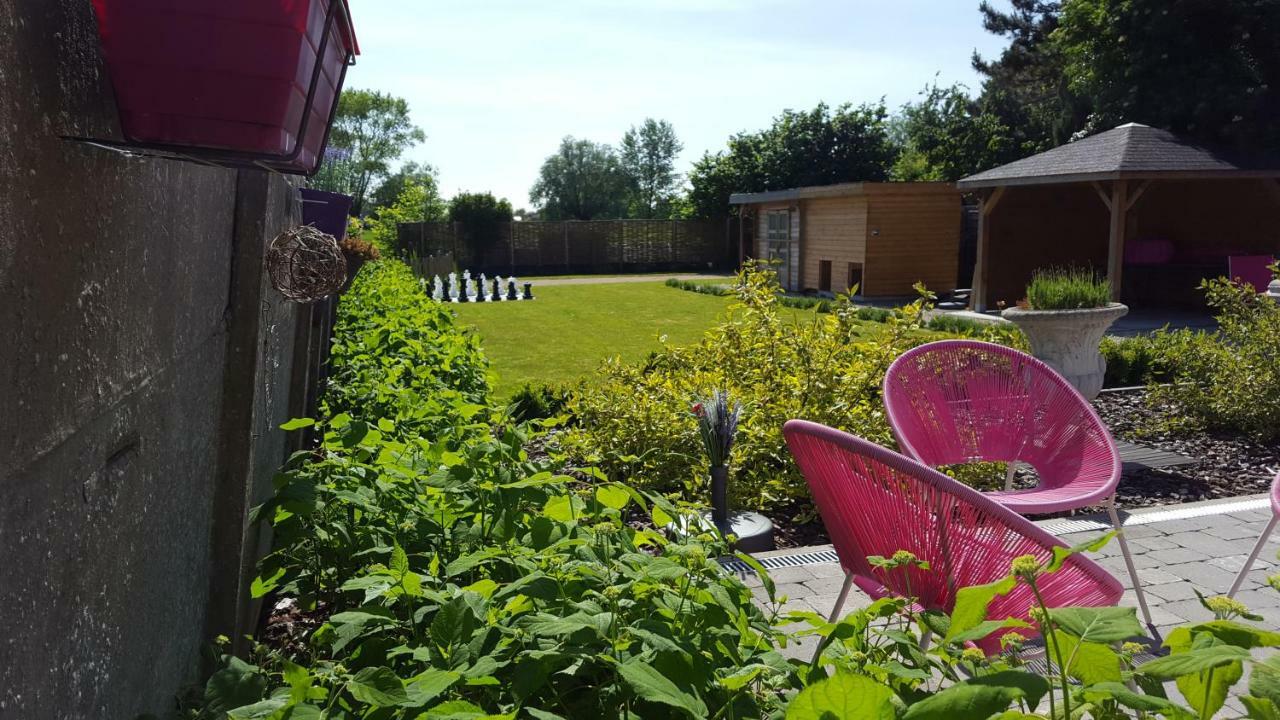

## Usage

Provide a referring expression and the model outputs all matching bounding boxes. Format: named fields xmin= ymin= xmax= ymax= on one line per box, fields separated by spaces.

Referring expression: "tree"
xmin=619 ymin=119 xmax=683 ymax=218
xmin=365 ymin=179 xmax=448 ymax=252
xmin=970 ymin=1 xmax=1088 ymax=154
xmin=685 ymin=102 xmax=896 ymax=218
xmin=311 ymin=89 xmax=426 ymax=216
xmin=529 ymin=137 xmax=630 ymax=220
xmin=448 ymin=191 xmax=514 ymax=261
xmin=370 ymin=161 xmax=438 ymax=212
xmin=890 ymin=83 xmax=1018 ymax=182
xmin=1056 ymin=0 xmax=1280 ymax=153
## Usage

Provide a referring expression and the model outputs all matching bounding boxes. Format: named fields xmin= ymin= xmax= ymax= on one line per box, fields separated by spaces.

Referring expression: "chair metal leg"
xmin=1229 ymin=515 xmax=1278 ymax=598
xmin=813 ymin=571 xmax=856 ymax=664
xmin=1004 ymin=462 xmax=1017 ymax=492
xmin=1108 ymin=501 xmax=1155 ymax=629
xmin=827 ymin=570 xmax=855 ymax=623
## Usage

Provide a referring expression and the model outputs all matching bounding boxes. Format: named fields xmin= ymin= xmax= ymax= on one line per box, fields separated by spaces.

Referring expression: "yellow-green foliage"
xmin=561 ymin=263 xmax=937 ymax=508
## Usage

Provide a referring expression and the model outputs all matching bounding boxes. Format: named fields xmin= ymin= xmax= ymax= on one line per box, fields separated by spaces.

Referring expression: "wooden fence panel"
xmin=397 ymin=218 xmax=739 ymax=275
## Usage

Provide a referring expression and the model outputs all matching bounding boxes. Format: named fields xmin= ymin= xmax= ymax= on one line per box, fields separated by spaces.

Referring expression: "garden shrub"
xmin=561 ymin=263 xmax=933 ymax=508
xmin=1100 ymin=334 xmax=1174 ymax=388
xmin=508 ymin=381 xmax=574 ymax=422
xmin=323 ymin=261 xmax=490 ymax=439
xmin=1148 ymin=277 xmax=1280 ymax=441
xmin=664 ymin=277 xmax=732 ymax=296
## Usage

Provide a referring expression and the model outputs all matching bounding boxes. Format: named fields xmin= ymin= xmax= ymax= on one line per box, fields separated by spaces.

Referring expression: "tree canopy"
xmin=619 ymin=118 xmax=683 ymax=218
xmin=369 ymin=161 xmax=438 ymax=213
xmin=685 ymin=102 xmax=896 ymax=218
xmin=529 ymin=137 xmax=630 ymax=220
xmin=312 ymin=89 xmax=426 ymax=216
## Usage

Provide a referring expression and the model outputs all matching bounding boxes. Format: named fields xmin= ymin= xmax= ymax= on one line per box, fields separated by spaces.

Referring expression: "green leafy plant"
xmin=1148 ymin=276 xmax=1280 ymax=441
xmin=508 ymin=382 xmax=574 ymax=423
xmin=1025 ymin=267 xmax=1112 ymax=310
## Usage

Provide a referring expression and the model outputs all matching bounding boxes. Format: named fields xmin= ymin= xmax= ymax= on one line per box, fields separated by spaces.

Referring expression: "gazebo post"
xmin=1106 ymin=180 xmax=1129 ymax=302
xmin=971 ymin=186 xmax=1005 ymax=312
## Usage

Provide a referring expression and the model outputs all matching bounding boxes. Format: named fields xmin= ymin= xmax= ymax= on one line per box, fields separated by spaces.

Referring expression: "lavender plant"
xmin=692 ymin=389 xmax=741 ymax=468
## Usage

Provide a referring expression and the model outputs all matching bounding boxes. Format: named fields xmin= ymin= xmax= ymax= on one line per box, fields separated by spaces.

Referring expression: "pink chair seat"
xmin=882 ymin=340 xmax=1155 ymax=627
xmin=884 ymin=341 xmax=1120 ymax=515
xmin=783 ymin=420 xmax=1123 ymax=653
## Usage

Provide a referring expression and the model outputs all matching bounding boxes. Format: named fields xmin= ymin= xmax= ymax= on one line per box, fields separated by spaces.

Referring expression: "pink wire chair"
xmin=783 ymin=420 xmax=1123 ymax=653
xmin=1228 ymin=472 xmax=1280 ymax=598
xmin=882 ymin=340 xmax=1153 ymax=628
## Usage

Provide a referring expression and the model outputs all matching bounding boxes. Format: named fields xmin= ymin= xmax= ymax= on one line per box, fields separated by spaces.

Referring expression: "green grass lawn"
xmin=453 ymin=281 xmax=824 ymax=397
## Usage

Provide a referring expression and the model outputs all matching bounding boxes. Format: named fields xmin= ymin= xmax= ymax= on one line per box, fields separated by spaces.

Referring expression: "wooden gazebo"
xmin=957 ymin=123 xmax=1280 ymax=311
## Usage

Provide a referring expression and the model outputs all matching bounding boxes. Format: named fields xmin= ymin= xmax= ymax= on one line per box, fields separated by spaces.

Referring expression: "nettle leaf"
xmin=617 ymin=658 xmax=709 ymax=718
xmin=944 ymin=576 xmax=1015 ymax=643
xmin=347 ymin=667 xmax=408 ymax=707
xmin=1051 ymin=630 xmax=1122 ymax=685
xmin=1191 ymin=620 xmax=1280 ymax=649
xmin=1250 ymin=655 xmax=1280 ymax=706
xmin=1045 ymin=532 xmax=1114 ymax=572
xmin=203 ymin=659 xmax=268 ymax=715
xmin=595 ymin=483 xmax=631 ymax=510
xmin=422 ymin=699 xmax=488 ymax=719
xmin=431 ymin=597 xmax=479 ymax=648
xmin=1138 ymin=644 xmax=1251 ymax=678
xmin=390 ymin=544 xmax=409 ymax=575
xmin=542 ymin=494 xmax=582 ymax=523
xmin=946 ymin=618 xmax=1031 ymax=645
xmin=280 ymin=417 xmax=315 ymax=431
xmin=1242 ymin=695 xmax=1280 ymax=720
xmin=786 ymin=672 xmax=895 ymax=720
xmin=734 ymin=551 xmax=776 ymax=602
xmin=1080 ymin=683 xmax=1194 ymax=719
xmin=250 ymin=567 xmax=286 ymax=599
xmin=902 ymin=671 xmax=1049 ymax=720
xmin=1049 ymin=606 xmax=1144 ymax=643
xmin=282 ymin=660 xmax=312 ymax=704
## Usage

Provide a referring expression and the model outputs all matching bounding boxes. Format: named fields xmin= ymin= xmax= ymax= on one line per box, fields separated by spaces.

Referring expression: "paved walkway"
xmin=528 ymin=273 xmax=733 ymax=286
xmin=735 ymin=494 xmax=1278 ymax=711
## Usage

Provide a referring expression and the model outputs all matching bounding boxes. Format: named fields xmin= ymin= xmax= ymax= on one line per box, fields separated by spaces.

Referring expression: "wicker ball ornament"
xmin=266 ymin=225 xmax=348 ymax=302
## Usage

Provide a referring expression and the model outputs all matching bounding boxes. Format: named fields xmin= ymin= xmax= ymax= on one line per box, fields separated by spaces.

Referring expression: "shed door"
xmin=766 ymin=210 xmax=796 ymax=290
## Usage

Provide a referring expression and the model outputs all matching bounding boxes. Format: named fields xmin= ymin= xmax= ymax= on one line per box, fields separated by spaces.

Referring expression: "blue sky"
xmin=346 ymin=1 xmax=1012 ymax=209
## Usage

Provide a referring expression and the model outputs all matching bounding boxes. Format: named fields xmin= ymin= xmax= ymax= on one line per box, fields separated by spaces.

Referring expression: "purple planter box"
xmin=300 ymin=188 xmax=353 ymax=241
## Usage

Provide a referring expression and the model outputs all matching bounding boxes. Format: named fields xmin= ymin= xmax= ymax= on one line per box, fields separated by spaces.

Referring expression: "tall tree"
xmin=891 ymin=83 xmax=1018 ymax=182
xmin=529 ymin=137 xmax=629 ymax=220
xmin=448 ymin=191 xmax=514 ymax=260
xmin=970 ymin=1 xmax=1087 ymax=153
xmin=370 ymin=161 xmax=438 ymax=212
xmin=1056 ymin=0 xmax=1280 ymax=153
xmin=685 ymin=102 xmax=896 ymax=218
xmin=311 ymin=89 xmax=426 ymax=216
xmin=619 ymin=119 xmax=683 ymax=218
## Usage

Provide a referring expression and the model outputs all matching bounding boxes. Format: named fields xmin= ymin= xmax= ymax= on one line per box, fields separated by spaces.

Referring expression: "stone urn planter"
xmin=1001 ymin=303 xmax=1128 ymax=400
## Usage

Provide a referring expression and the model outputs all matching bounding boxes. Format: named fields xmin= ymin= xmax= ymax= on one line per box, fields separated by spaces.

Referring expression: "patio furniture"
xmin=882 ymin=340 xmax=1154 ymax=628
xmin=782 ymin=420 xmax=1124 ymax=654
xmin=1229 ymin=255 xmax=1277 ymax=293
xmin=1227 ymin=472 xmax=1280 ymax=598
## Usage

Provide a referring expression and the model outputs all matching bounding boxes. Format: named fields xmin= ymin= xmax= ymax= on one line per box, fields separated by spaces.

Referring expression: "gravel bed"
xmin=1094 ymin=388 xmax=1279 ymax=508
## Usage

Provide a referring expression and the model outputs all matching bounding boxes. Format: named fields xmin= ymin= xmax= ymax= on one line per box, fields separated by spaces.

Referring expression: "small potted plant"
xmin=692 ymin=391 xmax=774 ymax=551
xmin=1001 ymin=267 xmax=1127 ymax=399
xmin=338 ymin=236 xmax=380 ymax=293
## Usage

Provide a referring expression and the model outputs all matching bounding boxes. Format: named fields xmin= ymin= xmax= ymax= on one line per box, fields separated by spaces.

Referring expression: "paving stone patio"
xmin=735 ymin=493 xmax=1280 ymax=712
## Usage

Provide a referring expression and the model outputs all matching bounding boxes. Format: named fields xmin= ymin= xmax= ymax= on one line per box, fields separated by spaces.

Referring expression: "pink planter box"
xmin=90 ymin=0 xmax=358 ymax=175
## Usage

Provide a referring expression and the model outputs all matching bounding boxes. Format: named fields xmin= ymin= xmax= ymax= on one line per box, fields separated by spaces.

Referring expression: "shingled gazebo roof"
xmin=957 ymin=123 xmax=1280 ymax=189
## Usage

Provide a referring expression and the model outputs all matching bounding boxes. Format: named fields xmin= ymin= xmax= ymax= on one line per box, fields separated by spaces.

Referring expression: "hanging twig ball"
xmin=265 ymin=224 xmax=348 ymax=303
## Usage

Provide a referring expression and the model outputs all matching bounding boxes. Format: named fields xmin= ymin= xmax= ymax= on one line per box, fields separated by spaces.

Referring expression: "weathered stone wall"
xmin=0 ymin=2 xmax=309 ymax=717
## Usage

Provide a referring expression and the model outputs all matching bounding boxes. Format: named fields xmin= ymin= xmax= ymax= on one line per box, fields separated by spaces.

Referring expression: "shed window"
xmin=766 ymin=210 xmax=789 ymax=241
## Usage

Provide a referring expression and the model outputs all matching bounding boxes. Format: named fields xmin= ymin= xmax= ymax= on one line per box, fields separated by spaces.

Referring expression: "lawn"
xmin=452 ymin=281 xmax=819 ymax=396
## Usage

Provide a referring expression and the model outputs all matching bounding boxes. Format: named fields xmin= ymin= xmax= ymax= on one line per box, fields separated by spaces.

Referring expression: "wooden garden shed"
xmin=729 ymin=182 xmax=961 ymax=297
xmin=958 ymin=123 xmax=1280 ymax=311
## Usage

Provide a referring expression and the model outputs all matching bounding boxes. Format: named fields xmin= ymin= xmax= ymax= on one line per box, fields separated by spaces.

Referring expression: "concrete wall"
xmin=0 ymin=2 xmax=310 ymax=717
